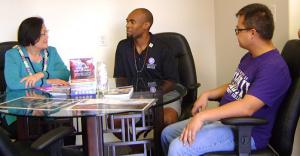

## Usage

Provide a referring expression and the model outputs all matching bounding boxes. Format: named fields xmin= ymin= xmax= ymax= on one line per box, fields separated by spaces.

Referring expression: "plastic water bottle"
xmin=97 ymin=62 xmax=108 ymax=94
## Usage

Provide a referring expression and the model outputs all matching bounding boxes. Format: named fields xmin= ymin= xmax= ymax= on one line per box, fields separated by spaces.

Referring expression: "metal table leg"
xmin=82 ymin=116 xmax=104 ymax=156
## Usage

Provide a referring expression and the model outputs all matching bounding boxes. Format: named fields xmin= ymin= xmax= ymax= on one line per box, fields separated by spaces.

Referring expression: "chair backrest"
xmin=154 ymin=32 xmax=199 ymax=107
xmin=269 ymin=39 xmax=300 ymax=156
xmin=0 ymin=41 xmax=18 ymax=94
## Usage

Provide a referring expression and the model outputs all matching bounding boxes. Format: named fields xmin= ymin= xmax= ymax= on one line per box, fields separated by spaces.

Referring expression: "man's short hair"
xmin=135 ymin=8 xmax=153 ymax=28
xmin=18 ymin=17 xmax=44 ymax=46
xmin=236 ymin=3 xmax=274 ymax=40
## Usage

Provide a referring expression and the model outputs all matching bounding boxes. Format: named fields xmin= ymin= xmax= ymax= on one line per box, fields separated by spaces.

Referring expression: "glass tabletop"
xmin=0 ymin=79 xmax=186 ymax=118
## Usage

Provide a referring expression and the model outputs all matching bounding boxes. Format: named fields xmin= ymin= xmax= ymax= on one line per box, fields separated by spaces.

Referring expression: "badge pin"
xmin=149 ymin=43 xmax=153 ymax=48
xmin=148 ymin=57 xmax=155 ymax=64
xmin=150 ymin=86 xmax=157 ymax=93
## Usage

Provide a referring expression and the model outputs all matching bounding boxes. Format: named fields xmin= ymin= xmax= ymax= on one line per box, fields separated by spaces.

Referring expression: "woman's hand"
xmin=25 ymin=90 xmax=46 ymax=98
xmin=191 ymin=92 xmax=209 ymax=116
xmin=20 ymin=72 xmax=44 ymax=88
xmin=32 ymin=110 xmax=45 ymax=116
xmin=47 ymin=79 xmax=69 ymax=86
xmin=180 ymin=114 xmax=204 ymax=145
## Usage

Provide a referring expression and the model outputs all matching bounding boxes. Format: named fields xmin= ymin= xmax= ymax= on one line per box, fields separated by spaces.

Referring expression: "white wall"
xmin=214 ymin=0 xmax=289 ymax=85
xmin=289 ymin=0 xmax=300 ymax=39
xmin=0 ymin=0 xmax=217 ymax=92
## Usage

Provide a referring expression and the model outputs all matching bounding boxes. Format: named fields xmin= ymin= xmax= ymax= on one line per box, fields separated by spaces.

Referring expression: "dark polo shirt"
xmin=114 ymin=34 xmax=178 ymax=88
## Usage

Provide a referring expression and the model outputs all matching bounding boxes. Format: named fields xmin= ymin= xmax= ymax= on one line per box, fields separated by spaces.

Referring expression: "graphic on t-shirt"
xmin=227 ymin=68 xmax=250 ymax=100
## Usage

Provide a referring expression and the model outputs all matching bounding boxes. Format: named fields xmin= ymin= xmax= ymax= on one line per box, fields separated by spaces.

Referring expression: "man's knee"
xmin=164 ymin=107 xmax=178 ymax=125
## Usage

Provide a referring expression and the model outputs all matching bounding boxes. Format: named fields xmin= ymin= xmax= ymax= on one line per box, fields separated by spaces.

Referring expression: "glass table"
xmin=0 ymin=79 xmax=186 ymax=156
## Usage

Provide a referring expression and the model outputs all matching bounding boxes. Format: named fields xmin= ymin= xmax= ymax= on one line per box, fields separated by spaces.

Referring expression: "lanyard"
xmin=15 ymin=45 xmax=48 ymax=75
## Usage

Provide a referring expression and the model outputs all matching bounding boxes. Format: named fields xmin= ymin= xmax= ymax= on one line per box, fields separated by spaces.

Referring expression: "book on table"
xmin=70 ymin=58 xmax=95 ymax=83
xmin=70 ymin=82 xmax=97 ymax=96
xmin=103 ymin=86 xmax=134 ymax=100
xmin=35 ymin=85 xmax=71 ymax=97
xmin=69 ymin=58 xmax=97 ymax=96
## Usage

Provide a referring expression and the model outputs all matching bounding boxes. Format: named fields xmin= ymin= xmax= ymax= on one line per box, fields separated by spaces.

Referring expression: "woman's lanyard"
xmin=15 ymin=45 xmax=48 ymax=75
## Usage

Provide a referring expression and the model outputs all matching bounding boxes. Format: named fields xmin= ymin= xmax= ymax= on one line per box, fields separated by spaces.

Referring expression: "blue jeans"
xmin=161 ymin=119 xmax=256 ymax=156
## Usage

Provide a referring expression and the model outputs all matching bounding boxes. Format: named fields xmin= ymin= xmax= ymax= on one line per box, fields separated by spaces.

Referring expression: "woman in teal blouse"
xmin=2 ymin=17 xmax=73 ymax=142
xmin=5 ymin=17 xmax=69 ymax=90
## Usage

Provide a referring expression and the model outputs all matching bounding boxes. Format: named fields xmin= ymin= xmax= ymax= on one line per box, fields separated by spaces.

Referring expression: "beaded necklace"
xmin=15 ymin=45 xmax=48 ymax=75
xmin=133 ymin=42 xmax=149 ymax=73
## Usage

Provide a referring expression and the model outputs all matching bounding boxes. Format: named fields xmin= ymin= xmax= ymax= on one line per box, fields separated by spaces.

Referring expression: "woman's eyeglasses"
xmin=40 ymin=30 xmax=49 ymax=36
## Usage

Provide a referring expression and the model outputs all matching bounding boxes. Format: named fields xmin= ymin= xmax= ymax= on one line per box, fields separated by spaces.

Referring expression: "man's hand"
xmin=191 ymin=92 xmax=209 ymax=116
xmin=20 ymin=72 xmax=44 ymax=88
xmin=47 ymin=79 xmax=69 ymax=86
xmin=180 ymin=114 xmax=204 ymax=145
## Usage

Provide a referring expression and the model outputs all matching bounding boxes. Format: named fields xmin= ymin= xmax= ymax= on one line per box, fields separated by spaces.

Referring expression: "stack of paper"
xmin=104 ymin=86 xmax=134 ymax=100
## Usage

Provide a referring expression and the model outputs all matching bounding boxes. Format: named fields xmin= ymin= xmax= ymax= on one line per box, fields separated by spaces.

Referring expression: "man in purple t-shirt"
xmin=161 ymin=3 xmax=291 ymax=156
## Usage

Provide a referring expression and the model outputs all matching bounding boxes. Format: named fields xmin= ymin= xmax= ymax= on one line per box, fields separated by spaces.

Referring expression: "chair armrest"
xmin=186 ymin=83 xmax=201 ymax=90
xmin=221 ymin=117 xmax=268 ymax=126
xmin=31 ymin=126 xmax=74 ymax=150
xmin=220 ymin=117 xmax=267 ymax=156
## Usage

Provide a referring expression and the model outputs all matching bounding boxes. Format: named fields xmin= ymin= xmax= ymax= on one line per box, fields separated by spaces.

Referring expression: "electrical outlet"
xmin=98 ymin=35 xmax=106 ymax=46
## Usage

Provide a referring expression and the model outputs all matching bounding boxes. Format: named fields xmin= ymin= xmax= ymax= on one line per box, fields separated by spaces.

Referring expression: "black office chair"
xmin=154 ymin=32 xmax=200 ymax=120
xmin=0 ymin=126 xmax=76 ymax=156
xmin=0 ymin=41 xmax=18 ymax=94
xmin=205 ymin=39 xmax=300 ymax=156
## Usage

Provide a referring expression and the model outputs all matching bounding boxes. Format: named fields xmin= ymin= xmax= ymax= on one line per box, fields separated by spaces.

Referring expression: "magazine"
xmin=0 ymin=97 xmax=79 ymax=111
xmin=103 ymin=86 xmax=134 ymax=100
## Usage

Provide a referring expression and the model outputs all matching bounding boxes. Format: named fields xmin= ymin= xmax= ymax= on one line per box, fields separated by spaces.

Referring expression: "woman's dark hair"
xmin=236 ymin=3 xmax=274 ymax=40
xmin=18 ymin=17 xmax=44 ymax=46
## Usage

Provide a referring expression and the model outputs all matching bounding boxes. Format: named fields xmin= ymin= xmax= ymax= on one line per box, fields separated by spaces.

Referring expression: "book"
xmin=70 ymin=82 xmax=97 ymax=96
xmin=35 ymin=85 xmax=71 ymax=97
xmin=70 ymin=58 xmax=95 ymax=83
xmin=69 ymin=58 xmax=97 ymax=96
xmin=103 ymin=86 xmax=134 ymax=100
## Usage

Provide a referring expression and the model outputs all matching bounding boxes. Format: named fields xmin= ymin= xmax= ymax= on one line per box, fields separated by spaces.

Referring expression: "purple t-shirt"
xmin=220 ymin=49 xmax=291 ymax=149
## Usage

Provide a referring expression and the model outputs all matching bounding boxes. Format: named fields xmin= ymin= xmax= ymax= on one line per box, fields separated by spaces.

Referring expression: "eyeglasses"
xmin=40 ymin=30 xmax=49 ymax=36
xmin=234 ymin=28 xmax=252 ymax=35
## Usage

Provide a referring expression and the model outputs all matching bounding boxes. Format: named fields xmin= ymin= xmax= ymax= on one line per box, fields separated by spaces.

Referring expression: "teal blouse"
xmin=4 ymin=46 xmax=70 ymax=125
xmin=5 ymin=46 xmax=70 ymax=90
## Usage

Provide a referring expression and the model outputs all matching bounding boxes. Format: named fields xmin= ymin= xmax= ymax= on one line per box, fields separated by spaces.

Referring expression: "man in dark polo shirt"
xmin=114 ymin=8 xmax=180 ymax=125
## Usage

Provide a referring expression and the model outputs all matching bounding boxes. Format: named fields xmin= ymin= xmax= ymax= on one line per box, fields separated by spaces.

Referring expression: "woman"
xmin=5 ymin=16 xmax=69 ymax=90
xmin=3 ymin=17 xmax=73 ymax=143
